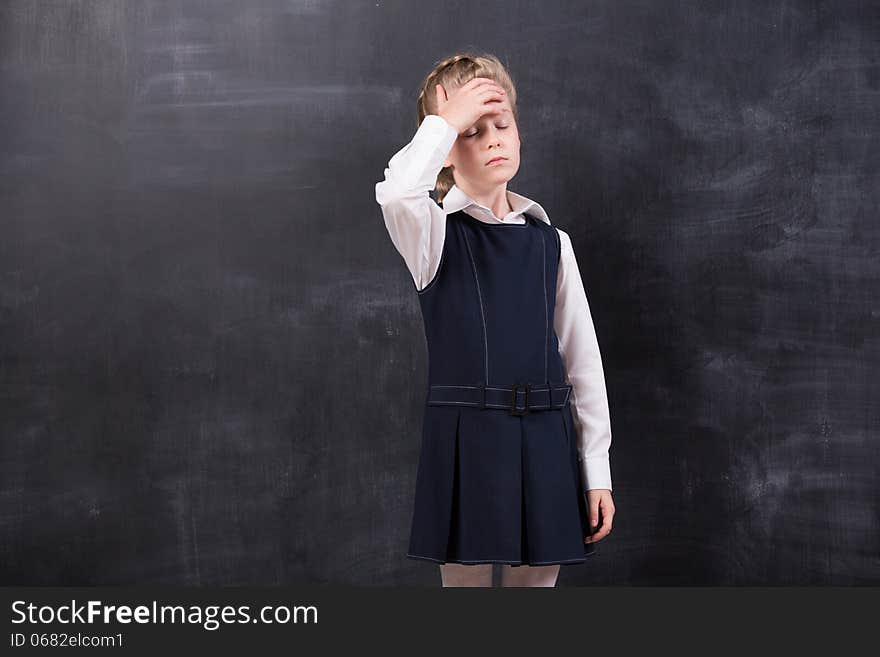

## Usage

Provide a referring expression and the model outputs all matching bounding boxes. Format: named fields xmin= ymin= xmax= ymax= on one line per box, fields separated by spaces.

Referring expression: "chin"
xmin=484 ymin=173 xmax=513 ymax=186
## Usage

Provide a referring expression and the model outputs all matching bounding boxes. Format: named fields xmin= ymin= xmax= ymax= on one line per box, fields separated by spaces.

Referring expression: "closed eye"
xmin=464 ymin=125 xmax=510 ymax=138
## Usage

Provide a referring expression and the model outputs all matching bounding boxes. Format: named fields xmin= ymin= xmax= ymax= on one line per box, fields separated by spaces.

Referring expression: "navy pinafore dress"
xmin=406 ymin=208 xmax=596 ymax=566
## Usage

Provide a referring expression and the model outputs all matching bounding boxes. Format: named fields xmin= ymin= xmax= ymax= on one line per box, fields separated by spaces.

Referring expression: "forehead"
xmin=475 ymin=106 xmax=513 ymax=122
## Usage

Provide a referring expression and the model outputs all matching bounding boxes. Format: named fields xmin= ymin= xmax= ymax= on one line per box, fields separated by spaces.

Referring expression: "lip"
xmin=486 ymin=156 xmax=508 ymax=166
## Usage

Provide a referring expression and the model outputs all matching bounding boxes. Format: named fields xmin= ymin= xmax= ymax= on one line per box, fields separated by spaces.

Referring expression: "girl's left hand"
xmin=584 ymin=489 xmax=614 ymax=543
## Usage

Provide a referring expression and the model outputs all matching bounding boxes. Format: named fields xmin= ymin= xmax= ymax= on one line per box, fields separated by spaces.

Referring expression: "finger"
xmin=477 ymin=90 xmax=507 ymax=111
xmin=478 ymin=88 xmax=506 ymax=102
xmin=468 ymin=78 xmax=506 ymax=97
xmin=586 ymin=515 xmax=613 ymax=542
xmin=479 ymin=80 xmax=506 ymax=94
xmin=476 ymin=84 xmax=505 ymax=97
xmin=584 ymin=525 xmax=611 ymax=543
xmin=590 ymin=509 xmax=614 ymax=541
xmin=585 ymin=521 xmax=612 ymax=541
xmin=588 ymin=499 xmax=601 ymax=534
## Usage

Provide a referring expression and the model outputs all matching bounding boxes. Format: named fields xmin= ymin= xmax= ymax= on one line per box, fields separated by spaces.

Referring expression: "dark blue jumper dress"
xmin=406 ymin=208 xmax=596 ymax=566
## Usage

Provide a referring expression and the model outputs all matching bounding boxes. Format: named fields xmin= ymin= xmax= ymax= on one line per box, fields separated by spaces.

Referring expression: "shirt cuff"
xmin=580 ymin=455 xmax=612 ymax=492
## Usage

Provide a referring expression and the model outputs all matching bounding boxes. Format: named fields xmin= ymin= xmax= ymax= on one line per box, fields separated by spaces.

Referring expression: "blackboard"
xmin=0 ymin=0 xmax=877 ymax=586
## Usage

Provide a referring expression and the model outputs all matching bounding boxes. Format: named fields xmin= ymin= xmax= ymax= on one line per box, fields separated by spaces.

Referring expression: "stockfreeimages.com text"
xmin=11 ymin=600 xmax=317 ymax=631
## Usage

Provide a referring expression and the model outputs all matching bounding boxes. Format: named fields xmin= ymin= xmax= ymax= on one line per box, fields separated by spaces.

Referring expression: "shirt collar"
xmin=442 ymin=184 xmax=552 ymax=225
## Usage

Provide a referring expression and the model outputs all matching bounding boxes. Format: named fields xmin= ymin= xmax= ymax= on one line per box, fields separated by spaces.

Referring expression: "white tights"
xmin=439 ymin=563 xmax=560 ymax=587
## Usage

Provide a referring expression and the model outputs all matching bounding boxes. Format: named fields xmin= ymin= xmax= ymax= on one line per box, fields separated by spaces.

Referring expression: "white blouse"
xmin=375 ymin=114 xmax=613 ymax=492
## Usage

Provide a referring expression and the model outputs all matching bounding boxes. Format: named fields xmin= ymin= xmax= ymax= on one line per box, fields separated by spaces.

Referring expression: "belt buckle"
xmin=509 ymin=383 xmax=531 ymax=416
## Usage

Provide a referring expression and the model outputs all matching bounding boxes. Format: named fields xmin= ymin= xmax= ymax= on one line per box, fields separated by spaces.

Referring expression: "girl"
xmin=375 ymin=53 xmax=615 ymax=587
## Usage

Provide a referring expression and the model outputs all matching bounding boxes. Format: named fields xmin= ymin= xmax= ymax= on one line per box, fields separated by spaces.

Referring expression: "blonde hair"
xmin=416 ymin=52 xmax=519 ymax=204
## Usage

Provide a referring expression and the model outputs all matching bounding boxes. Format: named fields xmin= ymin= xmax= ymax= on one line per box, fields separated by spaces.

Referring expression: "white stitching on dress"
xmin=427 ymin=397 xmax=550 ymax=407
xmin=539 ymin=229 xmax=548 ymax=383
xmin=427 ymin=384 xmax=570 ymax=409
xmin=459 ymin=223 xmax=489 ymax=384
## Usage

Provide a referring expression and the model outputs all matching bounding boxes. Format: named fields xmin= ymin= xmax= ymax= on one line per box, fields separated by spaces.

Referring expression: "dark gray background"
xmin=1 ymin=0 xmax=877 ymax=585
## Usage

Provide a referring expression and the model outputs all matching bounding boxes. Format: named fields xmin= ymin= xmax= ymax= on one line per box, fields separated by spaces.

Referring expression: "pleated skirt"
xmin=406 ymin=402 xmax=597 ymax=567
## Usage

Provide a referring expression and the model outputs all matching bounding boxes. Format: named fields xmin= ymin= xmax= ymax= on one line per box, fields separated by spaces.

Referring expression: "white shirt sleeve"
xmin=375 ymin=114 xmax=459 ymax=291
xmin=554 ymin=228 xmax=613 ymax=492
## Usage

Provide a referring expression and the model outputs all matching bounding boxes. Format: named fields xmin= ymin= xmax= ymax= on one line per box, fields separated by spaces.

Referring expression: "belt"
xmin=426 ymin=383 xmax=572 ymax=416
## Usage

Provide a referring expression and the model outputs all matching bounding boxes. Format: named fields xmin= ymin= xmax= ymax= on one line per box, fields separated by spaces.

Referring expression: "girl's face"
xmin=443 ymin=98 xmax=521 ymax=193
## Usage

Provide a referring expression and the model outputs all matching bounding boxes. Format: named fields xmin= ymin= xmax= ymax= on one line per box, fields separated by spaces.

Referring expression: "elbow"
xmin=375 ymin=178 xmax=396 ymax=207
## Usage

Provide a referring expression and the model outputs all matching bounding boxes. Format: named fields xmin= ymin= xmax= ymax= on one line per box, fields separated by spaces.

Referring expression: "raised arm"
xmin=554 ymin=228 xmax=613 ymax=492
xmin=374 ymin=115 xmax=458 ymax=291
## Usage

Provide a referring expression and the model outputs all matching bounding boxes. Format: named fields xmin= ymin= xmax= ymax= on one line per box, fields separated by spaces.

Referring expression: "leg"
xmin=439 ymin=563 xmax=493 ymax=587
xmin=499 ymin=564 xmax=560 ymax=587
